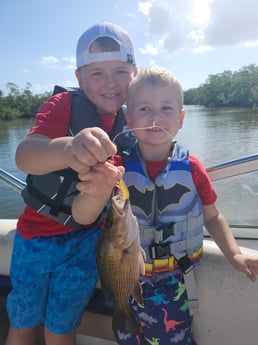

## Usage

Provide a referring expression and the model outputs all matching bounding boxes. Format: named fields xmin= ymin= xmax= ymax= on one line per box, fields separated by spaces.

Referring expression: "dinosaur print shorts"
xmin=115 ymin=274 xmax=196 ymax=345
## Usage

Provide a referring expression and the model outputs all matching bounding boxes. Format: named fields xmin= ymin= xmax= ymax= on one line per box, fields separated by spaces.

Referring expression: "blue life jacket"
xmin=122 ymin=143 xmax=204 ymax=278
xmin=22 ymin=86 xmax=136 ymax=228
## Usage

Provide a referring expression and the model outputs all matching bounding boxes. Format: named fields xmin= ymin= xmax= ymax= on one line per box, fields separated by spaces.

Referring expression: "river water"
xmin=0 ymin=105 xmax=258 ymax=225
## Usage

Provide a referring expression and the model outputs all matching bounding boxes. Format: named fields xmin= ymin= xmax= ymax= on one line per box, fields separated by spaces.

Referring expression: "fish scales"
xmin=97 ymin=194 xmax=143 ymax=335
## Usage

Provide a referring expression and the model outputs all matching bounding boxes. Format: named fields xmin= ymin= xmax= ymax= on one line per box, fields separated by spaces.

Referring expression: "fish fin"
xmin=112 ymin=309 xmax=140 ymax=335
xmin=116 ymin=179 xmax=130 ymax=200
xmin=132 ymin=281 xmax=143 ymax=306
xmin=139 ymin=247 xmax=146 ymax=275
xmin=102 ymin=288 xmax=112 ymax=300
xmin=99 ymin=280 xmax=113 ymax=300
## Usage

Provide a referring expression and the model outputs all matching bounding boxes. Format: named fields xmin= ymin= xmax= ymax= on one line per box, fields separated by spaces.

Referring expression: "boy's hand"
xmin=63 ymin=127 xmax=117 ymax=174
xmin=76 ymin=161 xmax=124 ymax=199
xmin=233 ymin=254 xmax=258 ymax=282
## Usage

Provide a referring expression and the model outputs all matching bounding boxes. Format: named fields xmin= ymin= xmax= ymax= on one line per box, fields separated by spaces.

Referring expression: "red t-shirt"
xmin=28 ymin=92 xmax=73 ymax=138
xmin=17 ymin=92 xmax=216 ymax=238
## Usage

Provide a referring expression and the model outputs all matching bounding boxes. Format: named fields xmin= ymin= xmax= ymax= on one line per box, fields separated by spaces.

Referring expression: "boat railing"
xmin=1 ymin=153 xmax=258 ymax=192
xmin=1 ymin=153 xmax=258 ymax=235
xmin=0 ymin=168 xmax=25 ymax=194
xmin=206 ymin=153 xmax=258 ymax=181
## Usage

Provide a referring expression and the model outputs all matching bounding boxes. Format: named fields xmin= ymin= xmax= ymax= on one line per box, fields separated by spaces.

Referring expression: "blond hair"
xmin=127 ymin=66 xmax=183 ymax=111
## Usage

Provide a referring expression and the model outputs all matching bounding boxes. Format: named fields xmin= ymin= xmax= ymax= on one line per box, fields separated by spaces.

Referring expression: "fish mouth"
xmin=112 ymin=195 xmax=129 ymax=215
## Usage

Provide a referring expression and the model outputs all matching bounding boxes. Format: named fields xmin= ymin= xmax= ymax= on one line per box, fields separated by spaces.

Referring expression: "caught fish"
xmin=96 ymin=193 xmax=144 ymax=335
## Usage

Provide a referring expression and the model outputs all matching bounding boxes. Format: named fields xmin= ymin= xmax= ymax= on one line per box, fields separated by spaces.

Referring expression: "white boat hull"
xmin=1 ymin=219 xmax=258 ymax=345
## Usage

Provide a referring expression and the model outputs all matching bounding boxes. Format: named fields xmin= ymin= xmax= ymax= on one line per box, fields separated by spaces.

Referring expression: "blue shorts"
xmin=7 ymin=227 xmax=101 ymax=334
xmin=115 ymin=274 xmax=195 ymax=345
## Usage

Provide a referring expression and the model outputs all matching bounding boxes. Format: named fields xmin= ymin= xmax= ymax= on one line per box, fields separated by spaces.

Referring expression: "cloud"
xmin=29 ymin=79 xmax=78 ymax=95
xmin=140 ymin=43 xmax=158 ymax=55
xmin=138 ymin=0 xmax=258 ymax=55
xmin=39 ymin=56 xmax=76 ymax=70
xmin=138 ymin=1 xmax=153 ymax=15
xmin=20 ymin=68 xmax=30 ymax=74
xmin=243 ymin=40 xmax=258 ymax=48
xmin=30 ymin=83 xmax=55 ymax=94
xmin=61 ymin=57 xmax=76 ymax=70
xmin=204 ymin=0 xmax=258 ymax=47
xmin=40 ymin=56 xmax=60 ymax=65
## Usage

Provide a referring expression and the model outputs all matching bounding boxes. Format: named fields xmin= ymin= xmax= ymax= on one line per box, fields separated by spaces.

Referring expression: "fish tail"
xmin=112 ymin=309 xmax=140 ymax=335
xmin=132 ymin=281 xmax=143 ymax=306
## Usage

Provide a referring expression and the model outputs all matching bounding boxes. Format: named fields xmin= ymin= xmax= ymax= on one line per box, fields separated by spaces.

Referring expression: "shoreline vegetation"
xmin=0 ymin=64 xmax=257 ymax=121
xmin=184 ymin=64 xmax=257 ymax=109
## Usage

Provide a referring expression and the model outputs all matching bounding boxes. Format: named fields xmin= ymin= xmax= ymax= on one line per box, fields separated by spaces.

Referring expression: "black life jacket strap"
xmin=49 ymin=169 xmax=79 ymax=216
xmin=26 ymin=169 xmax=79 ymax=216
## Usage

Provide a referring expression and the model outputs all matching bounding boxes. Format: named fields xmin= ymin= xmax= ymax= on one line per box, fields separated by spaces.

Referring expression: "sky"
xmin=0 ymin=0 xmax=258 ymax=95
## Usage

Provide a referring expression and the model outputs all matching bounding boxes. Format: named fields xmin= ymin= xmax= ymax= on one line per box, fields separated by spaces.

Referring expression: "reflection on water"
xmin=0 ymin=106 xmax=258 ymax=226
xmin=177 ymin=106 xmax=258 ymax=165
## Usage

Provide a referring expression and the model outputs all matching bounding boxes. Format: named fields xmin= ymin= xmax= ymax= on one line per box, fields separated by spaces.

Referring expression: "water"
xmin=0 ymin=118 xmax=34 ymax=218
xmin=176 ymin=106 xmax=258 ymax=164
xmin=0 ymin=106 xmax=258 ymax=225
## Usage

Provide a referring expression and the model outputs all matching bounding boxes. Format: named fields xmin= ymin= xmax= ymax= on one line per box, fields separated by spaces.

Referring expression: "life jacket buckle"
xmin=156 ymin=222 xmax=175 ymax=241
xmin=150 ymin=242 xmax=172 ymax=259
xmin=176 ymin=255 xmax=194 ymax=274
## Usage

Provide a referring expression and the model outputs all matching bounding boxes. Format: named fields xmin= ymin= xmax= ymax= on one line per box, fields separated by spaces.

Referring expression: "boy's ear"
xmin=75 ymin=69 xmax=83 ymax=88
xmin=179 ymin=109 xmax=185 ymax=128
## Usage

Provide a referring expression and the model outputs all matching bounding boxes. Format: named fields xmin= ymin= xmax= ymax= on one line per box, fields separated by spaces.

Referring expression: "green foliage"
xmin=0 ymin=65 xmax=257 ymax=119
xmin=184 ymin=64 xmax=258 ymax=108
xmin=0 ymin=83 xmax=51 ymax=121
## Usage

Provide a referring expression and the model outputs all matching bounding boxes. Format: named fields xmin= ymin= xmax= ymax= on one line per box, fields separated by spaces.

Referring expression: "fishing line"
xmin=112 ymin=121 xmax=173 ymax=145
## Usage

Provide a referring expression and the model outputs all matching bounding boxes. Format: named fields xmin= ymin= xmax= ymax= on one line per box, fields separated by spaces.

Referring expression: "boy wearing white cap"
xmin=5 ymin=22 xmax=137 ymax=345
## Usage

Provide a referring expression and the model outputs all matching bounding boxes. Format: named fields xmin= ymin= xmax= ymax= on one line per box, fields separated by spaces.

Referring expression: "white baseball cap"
xmin=76 ymin=21 xmax=136 ymax=68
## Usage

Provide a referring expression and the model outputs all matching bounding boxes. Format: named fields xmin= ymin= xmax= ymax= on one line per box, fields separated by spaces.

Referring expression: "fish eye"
xmin=105 ymin=218 xmax=113 ymax=227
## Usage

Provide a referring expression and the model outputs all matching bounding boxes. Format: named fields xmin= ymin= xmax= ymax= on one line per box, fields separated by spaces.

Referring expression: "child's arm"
xmin=204 ymin=203 xmax=258 ymax=282
xmin=72 ymin=162 xmax=124 ymax=225
xmin=16 ymin=128 xmax=117 ymax=175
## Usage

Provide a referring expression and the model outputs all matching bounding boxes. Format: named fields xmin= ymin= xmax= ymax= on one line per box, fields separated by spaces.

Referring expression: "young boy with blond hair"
xmin=72 ymin=66 xmax=258 ymax=345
